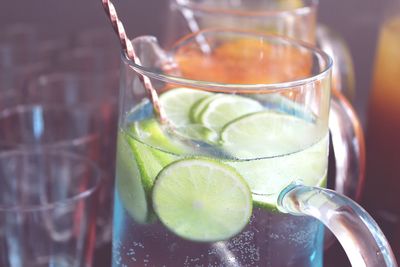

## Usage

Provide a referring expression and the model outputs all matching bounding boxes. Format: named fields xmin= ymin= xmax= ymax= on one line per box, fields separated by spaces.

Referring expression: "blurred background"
xmin=0 ymin=0 xmax=387 ymax=123
xmin=0 ymin=0 xmax=396 ymax=266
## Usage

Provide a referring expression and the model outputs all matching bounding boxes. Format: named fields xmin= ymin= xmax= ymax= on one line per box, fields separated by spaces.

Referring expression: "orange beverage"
xmin=363 ymin=15 xmax=400 ymax=258
xmin=174 ymin=37 xmax=312 ymax=84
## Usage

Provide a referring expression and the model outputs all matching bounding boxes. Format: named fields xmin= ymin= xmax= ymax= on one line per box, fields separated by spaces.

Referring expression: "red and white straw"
xmin=101 ymin=0 xmax=166 ymax=123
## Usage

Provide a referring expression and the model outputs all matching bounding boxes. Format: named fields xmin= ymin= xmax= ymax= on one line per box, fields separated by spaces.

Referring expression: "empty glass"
xmin=27 ymin=73 xmax=119 ymax=246
xmin=0 ymin=105 xmax=100 ymax=160
xmin=0 ymin=149 xmax=102 ymax=267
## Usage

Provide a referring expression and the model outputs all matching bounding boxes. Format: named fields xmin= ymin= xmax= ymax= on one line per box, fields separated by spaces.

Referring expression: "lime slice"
xmin=152 ymin=158 xmax=252 ymax=242
xmin=160 ymin=88 xmax=212 ymax=127
xmin=199 ymin=94 xmax=263 ymax=132
xmin=227 ymin=135 xmax=328 ymax=209
xmin=116 ymin=122 xmax=179 ymax=223
xmin=189 ymin=94 xmax=221 ymax=123
xmin=221 ymin=111 xmax=328 ymax=209
xmin=115 ymin=132 xmax=152 ymax=223
xmin=133 ymin=118 xmax=186 ymax=156
xmin=221 ymin=111 xmax=317 ymax=159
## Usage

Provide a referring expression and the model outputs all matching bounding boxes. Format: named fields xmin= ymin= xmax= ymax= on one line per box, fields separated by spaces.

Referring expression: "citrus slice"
xmin=116 ymin=121 xmax=179 ymax=223
xmin=220 ymin=111 xmax=328 ymax=209
xmin=220 ymin=111 xmax=317 ymax=159
xmin=199 ymin=94 xmax=263 ymax=132
xmin=160 ymin=88 xmax=212 ymax=127
xmin=227 ymin=135 xmax=328 ymax=209
xmin=133 ymin=118 xmax=186 ymax=156
xmin=115 ymin=132 xmax=152 ymax=224
xmin=189 ymin=94 xmax=221 ymax=123
xmin=152 ymin=158 xmax=252 ymax=242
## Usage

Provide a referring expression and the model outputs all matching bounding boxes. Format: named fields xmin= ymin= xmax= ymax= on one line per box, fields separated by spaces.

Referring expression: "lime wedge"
xmin=160 ymin=88 xmax=212 ymax=127
xmin=152 ymin=158 xmax=252 ymax=242
xmin=199 ymin=94 xmax=263 ymax=132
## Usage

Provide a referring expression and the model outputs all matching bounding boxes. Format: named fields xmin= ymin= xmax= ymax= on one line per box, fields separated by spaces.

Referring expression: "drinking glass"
xmin=27 ymin=73 xmax=119 ymax=247
xmin=112 ymin=29 xmax=396 ymax=266
xmin=0 ymin=105 xmax=100 ymax=160
xmin=0 ymin=149 xmax=102 ymax=267
xmin=363 ymin=2 xmax=400 ymax=261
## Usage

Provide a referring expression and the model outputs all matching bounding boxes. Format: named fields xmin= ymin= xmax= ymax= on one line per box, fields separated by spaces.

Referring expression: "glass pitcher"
xmin=112 ymin=29 xmax=396 ymax=267
xmin=162 ymin=0 xmax=364 ymax=204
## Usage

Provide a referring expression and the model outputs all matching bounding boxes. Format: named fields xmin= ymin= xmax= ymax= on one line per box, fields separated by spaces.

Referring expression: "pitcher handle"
xmin=330 ymin=88 xmax=366 ymax=201
xmin=278 ymin=183 xmax=397 ymax=267
xmin=317 ymin=24 xmax=356 ymax=101
xmin=317 ymin=23 xmax=365 ymax=201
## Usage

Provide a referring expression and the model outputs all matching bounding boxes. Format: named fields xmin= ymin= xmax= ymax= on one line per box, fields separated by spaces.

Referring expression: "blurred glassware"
xmin=162 ymin=0 xmax=364 ymax=203
xmin=0 ymin=149 xmax=102 ymax=267
xmin=0 ymin=57 xmax=48 ymax=93
xmin=73 ymin=27 xmax=119 ymax=51
xmin=163 ymin=0 xmax=355 ymax=101
xmin=363 ymin=1 xmax=400 ymax=261
xmin=0 ymin=90 xmax=21 ymax=109
xmin=26 ymin=73 xmax=119 ymax=247
xmin=316 ymin=24 xmax=356 ymax=102
xmin=0 ymin=23 xmax=40 ymax=63
xmin=53 ymin=47 xmax=119 ymax=74
xmin=0 ymin=23 xmax=70 ymax=65
xmin=163 ymin=0 xmax=317 ymax=45
xmin=0 ymin=104 xmax=101 ymax=160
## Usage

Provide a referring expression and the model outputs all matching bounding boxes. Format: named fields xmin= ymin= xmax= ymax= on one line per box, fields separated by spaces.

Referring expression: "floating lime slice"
xmin=221 ymin=111 xmax=317 ymax=159
xmin=160 ymin=88 xmax=212 ymax=127
xmin=152 ymin=158 xmax=252 ymax=242
xmin=199 ymin=94 xmax=263 ymax=132
xmin=133 ymin=118 xmax=186 ymax=156
xmin=116 ymin=119 xmax=181 ymax=223
xmin=221 ymin=111 xmax=328 ymax=209
xmin=189 ymin=94 xmax=220 ymax=123
xmin=116 ymin=132 xmax=152 ymax=223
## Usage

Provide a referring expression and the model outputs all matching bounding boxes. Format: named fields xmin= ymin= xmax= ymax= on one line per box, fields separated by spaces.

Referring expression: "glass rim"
xmin=174 ymin=0 xmax=318 ymax=18
xmin=0 ymin=149 xmax=102 ymax=212
xmin=0 ymin=104 xmax=99 ymax=149
xmin=122 ymin=29 xmax=332 ymax=92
